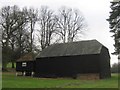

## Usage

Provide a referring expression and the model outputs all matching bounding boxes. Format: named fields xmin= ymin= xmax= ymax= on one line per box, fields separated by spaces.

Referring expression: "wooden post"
xmin=31 ymin=72 xmax=34 ymax=77
xmin=16 ymin=72 xmax=18 ymax=76
xmin=23 ymin=71 xmax=26 ymax=76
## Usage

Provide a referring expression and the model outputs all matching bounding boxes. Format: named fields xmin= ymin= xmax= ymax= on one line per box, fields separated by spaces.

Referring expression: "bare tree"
xmin=37 ymin=6 xmax=56 ymax=50
xmin=1 ymin=5 xmax=31 ymax=68
xmin=27 ymin=8 xmax=38 ymax=52
xmin=1 ymin=6 xmax=19 ymax=47
xmin=14 ymin=8 xmax=30 ymax=55
xmin=56 ymin=7 xmax=86 ymax=43
xmin=0 ymin=5 xmax=22 ymax=68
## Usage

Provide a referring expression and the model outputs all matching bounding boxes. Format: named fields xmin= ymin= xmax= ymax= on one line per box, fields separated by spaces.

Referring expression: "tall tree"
xmin=0 ymin=5 xmax=21 ymax=68
xmin=27 ymin=8 xmax=38 ymax=52
xmin=55 ymin=7 xmax=86 ymax=43
xmin=107 ymin=1 xmax=120 ymax=54
xmin=37 ymin=6 xmax=56 ymax=50
xmin=0 ymin=5 xmax=33 ymax=68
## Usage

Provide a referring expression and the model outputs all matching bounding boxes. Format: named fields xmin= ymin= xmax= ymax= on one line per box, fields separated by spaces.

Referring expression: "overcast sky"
xmin=0 ymin=0 xmax=118 ymax=65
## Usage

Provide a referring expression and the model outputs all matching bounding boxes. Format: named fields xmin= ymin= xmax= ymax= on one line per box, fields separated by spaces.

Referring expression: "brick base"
xmin=76 ymin=73 xmax=99 ymax=80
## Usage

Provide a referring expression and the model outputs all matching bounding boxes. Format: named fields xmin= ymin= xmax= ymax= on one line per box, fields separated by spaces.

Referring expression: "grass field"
xmin=2 ymin=72 xmax=118 ymax=88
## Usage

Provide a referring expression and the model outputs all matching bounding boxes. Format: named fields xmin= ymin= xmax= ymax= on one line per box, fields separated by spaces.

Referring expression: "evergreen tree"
xmin=107 ymin=1 xmax=120 ymax=54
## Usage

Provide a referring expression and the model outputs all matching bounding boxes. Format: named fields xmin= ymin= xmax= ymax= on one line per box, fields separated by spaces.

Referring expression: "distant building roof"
xmin=36 ymin=40 xmax=106 ymax=58
xmin=17 ymin=52 xmax=35 ymax=62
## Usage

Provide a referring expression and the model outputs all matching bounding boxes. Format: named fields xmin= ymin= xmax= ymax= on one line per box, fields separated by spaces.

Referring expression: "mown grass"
xmin=2 ymin=72 xmax=118 ymax=88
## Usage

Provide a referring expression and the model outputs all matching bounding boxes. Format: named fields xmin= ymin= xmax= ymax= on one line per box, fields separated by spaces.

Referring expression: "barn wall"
xmin=99 ymin=46 xmax=111 ymax=79
xmin=16 ymin=61 xmax=35 ymax=72
xmin=35 ymin=54 xmax=100 ymax=77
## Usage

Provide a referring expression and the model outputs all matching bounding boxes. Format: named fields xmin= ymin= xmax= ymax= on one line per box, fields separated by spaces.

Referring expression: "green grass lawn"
xmin=2 ymin=72 xmax=118 ymax=88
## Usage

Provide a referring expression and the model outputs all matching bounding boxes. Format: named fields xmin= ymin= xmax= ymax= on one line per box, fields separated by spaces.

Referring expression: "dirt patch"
xmin=6 ymin=68 xmax=16 ymax=72
xmin=2 ymin=68 xmax=16 ymax=74
xmin=77 ymin=73 xmax=99 ymax=80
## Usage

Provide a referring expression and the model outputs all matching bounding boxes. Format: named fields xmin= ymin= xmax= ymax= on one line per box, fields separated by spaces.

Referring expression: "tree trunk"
xmin=2 ymin=63 xmax=7 ymax=72
xmin=12 ymin=61 xmax=15 ymax=68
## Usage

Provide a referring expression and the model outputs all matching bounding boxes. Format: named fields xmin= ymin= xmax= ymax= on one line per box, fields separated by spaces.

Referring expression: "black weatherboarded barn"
xmin=35 ymin=40 xmax=111 ymax=79
xmin=16 ymin=52 xmax=35 ymax=76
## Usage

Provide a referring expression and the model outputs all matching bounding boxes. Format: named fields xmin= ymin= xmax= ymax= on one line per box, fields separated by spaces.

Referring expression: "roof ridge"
xmin=51 ymin=39 xmax=99 ymax=46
